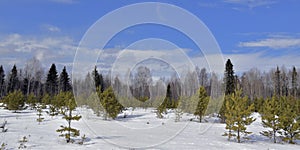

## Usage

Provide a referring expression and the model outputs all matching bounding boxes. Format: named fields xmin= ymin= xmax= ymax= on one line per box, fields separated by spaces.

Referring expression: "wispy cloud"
xmin=42 ymin=24 xmax=61 ymax=32
xmin=198 ymin=1 xmax=218 ymax=8
xmin=239 ymin=38 xmax=300 ymax=49
xmin=224 ymin=52 xmax=300 ymax=73
xmin=192 ymin=52 xmax=300 ymax=75
xmin=223 ymin=0 xmax=277 ymax=9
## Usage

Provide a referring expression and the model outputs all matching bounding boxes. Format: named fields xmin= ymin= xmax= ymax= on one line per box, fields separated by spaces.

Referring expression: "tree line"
xmin=0 ymin=58 xmax=72 ymax=100
xmin=0 ymin=57 xmax=300 ymax=144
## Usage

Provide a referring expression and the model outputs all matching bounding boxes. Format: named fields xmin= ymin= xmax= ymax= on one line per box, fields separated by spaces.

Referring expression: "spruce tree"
xmin=7 ymin=65 xmax=19 ymax=93
xmin=274 ymin=66 xmax=281 ymax=97
xmin=220 ymin=59 xmax=235 ymax=123
xmin=100 ymin=87 xmax=123 ymax=120
xmin=46 ymin=64 xmax=58 ymax=96
xmin=0 ymin=65 xmax=5 ymax=98
xmin=165 ymin=84 xmax=175 ymax=108
xmin=194 ymin=86 xmax=209 ymax=123
xmin=56 ymin=92 xmax=81 ymax=143
xmin=224 ymin=59 xmax=235 ymax=95
xmin=223 ymin=89 xmax=255 ymax=143
xmin=92 ymin=66 xmax=104 ymax=92
xmin=59 ymin=66 xmax=72 ymax=92
xmin=260 ymin=96 xmax=281 ymax=143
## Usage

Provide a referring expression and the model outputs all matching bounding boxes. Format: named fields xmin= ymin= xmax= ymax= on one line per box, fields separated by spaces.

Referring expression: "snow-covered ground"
xmin=0 ymin=106 xmax=299 ymax=150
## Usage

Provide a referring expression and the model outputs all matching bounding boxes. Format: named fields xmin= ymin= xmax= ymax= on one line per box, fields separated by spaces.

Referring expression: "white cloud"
xmin=1 ymin=33 xmax=299 ymax=80
xmin=0 ymin=34 xmax=77 ymax=70
xmin=239 ymin=38 xmax=300 ymax=49
xmin=223 ymin=0 xmax=277 ymax=9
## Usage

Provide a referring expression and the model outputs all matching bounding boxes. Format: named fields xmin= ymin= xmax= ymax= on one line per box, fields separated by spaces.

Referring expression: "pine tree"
xmin=36 ymin=104 xmax=44 ymax=124
xmin=156 ymin=98 xmax=167 ymax=119
xmin=174 ymin=103 xmax=183 ymax=122
xmin=27 ymin=93 xmax=37 ymax=109
xmin=100 ymin=87 xmax=123 ymax=120
xmin=253 ymin=97 xmax=264 ymax=113
xmin=278 ymin=96 xmax=300 ymax=144
xmin=59 ymin=66 xmax=72 ymax=92
xmin=7 ymin=65 xmax=19 ymax=93
xmin=87 ymin=87 xmax=103 ymax=117
xmin=0 ymin=142 xmax=7 ymax=150
xmin=56 ymin=92 xmax=81 ymax=143
xmin=0 ymin=65 xmax=5 ymax=99
xmin=3 ymin=90 xmax=25 ymax=112
xmin=46 ymin=64 xmax=58 ymax=96
xmin=223 ymin=95 xmax=235 ymax=140
xmin=42 ymin=93 xmax=51 ymax=105
xmin=260 ymin=96 xmax=281 ymax=143
xmin=223 ymin=89 xmax=255 ymax=143
xmin=296 ymin=99 xmax=300 ymax=116
xmin=48 ymin=105 xmax=58 ymax=117
xmin=194 ymin=86 xmax=209 ymax=123
xmin=156 ymin=86 xmax=172 ymax=118
xmin=53 ymin=91 xmax=70 ymax=114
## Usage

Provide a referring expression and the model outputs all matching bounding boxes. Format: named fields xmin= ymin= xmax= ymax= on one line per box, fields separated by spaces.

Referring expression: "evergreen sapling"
xmin=56 ymin=93 xmax=81 ymax=143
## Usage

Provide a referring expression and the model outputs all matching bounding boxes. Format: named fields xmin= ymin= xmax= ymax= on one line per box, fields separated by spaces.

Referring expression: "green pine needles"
xmin=100 ymin=87 xmax=124 ymax=120
xmin=223 ymin=89 xmax=255 ymax=143
xmin=194 ymin=87 xmax=209 ymax=123
xmin=56 ymin=92 xmax=81 ymax=143
xmin=260 ymin=96 xmax=281 ymax=143
xmin=36 ymin=104 xmax=44 ymax=124
xmin=261 ymin=96 xmax=300 ymax=144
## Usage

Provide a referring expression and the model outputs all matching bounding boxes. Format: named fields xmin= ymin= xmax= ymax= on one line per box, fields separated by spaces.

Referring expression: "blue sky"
xmin=0 ymin=0 xmax=300 ymax=75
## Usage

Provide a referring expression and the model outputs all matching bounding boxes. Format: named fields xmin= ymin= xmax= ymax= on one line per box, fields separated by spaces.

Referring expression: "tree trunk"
xmin=67 ymin=109 xmax=71 ymax=143
xmin=289 ymin=133 xmax=294 ymax=144
xmin=237 ymin=128 xmax=240 ymax=143
xmin=229 ymin=128 xmax=232 ymax=140
xmin=273 ymin=128 xmax=276 ymax=143
xmin=27 ymin=79 xmax=31 ymax=96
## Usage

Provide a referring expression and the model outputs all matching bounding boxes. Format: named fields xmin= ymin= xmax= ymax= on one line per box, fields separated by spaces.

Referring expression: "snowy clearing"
xmin=0 ymin=106 xmax=299 ymax=150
